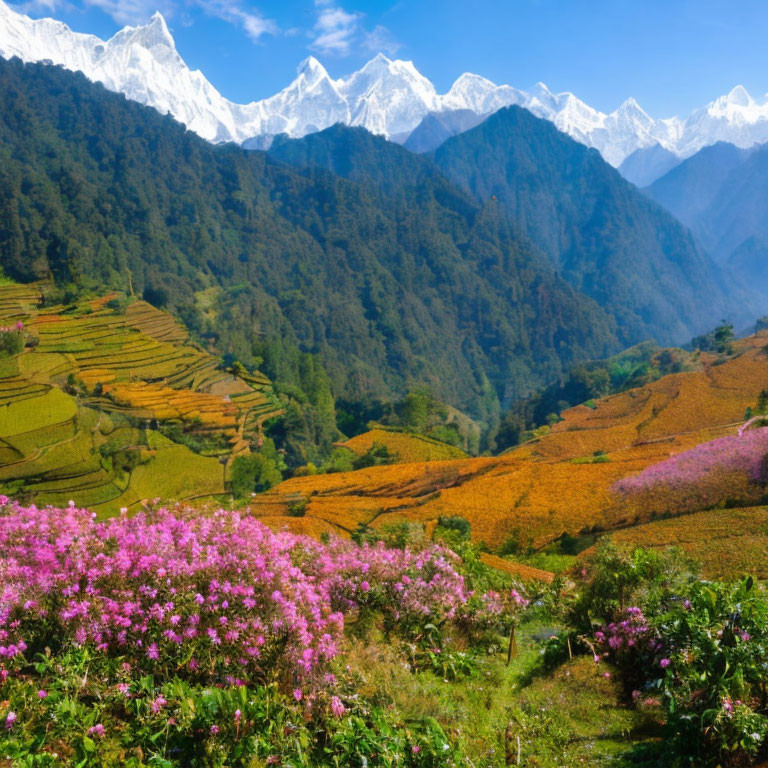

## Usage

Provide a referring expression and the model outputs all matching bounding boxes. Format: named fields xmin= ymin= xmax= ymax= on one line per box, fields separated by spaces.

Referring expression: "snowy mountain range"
xmin=3 ymin=0 xmax=768 ymax=169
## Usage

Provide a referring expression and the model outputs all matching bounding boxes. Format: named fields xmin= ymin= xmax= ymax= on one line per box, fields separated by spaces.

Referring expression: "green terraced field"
xmin=0 ymin=389 xmax=77 ymax=437
xmin=0 ymin=283 xmax=282 ymax=512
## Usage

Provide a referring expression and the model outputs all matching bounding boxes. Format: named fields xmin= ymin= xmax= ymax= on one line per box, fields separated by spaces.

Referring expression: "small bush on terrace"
xmin=561 ymin=543 xmax=768 ymax=766
xmin=0 ymin=323 xmax=25 ymax=357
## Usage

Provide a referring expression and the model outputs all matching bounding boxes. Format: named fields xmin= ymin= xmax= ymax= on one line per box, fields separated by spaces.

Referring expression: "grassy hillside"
xmin=0 ymin=281 xmax=282 ymax=512
xmin=255 ymin=332 xmax=768 ymax=555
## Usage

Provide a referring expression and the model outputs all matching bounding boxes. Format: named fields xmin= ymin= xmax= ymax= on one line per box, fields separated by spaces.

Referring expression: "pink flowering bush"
xmin=0 ymin=498 xmax=530 ymax=765
xmin=592 ymin=606 xmax=664 ymax=695
xmin=646 ymin=578 xmax=768 ymax=766
xmin=0 ymin=499 xmax=489 ymax=692
xmin=612 ymin=428 xmax=768 ymax=517
xmin=569 ymin=544 xmax=768 ymax=766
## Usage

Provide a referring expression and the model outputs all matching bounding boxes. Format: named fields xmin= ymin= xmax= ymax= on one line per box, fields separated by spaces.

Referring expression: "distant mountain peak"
xmin=724 ymin=84 xmax=753 ymax=106
xmin=2 ymin=1 xmax=768 ymax=166
xmin=122 ymin=11 xmax=175 ymax=50
xmin=296 ymin=55 xmax=332 ymax=85
xmin=364 ymin=52 xmax=392 ymax=67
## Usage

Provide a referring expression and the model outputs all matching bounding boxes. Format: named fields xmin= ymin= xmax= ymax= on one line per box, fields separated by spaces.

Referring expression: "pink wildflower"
xmin=330 ymin=696 xmax=345 ymax=718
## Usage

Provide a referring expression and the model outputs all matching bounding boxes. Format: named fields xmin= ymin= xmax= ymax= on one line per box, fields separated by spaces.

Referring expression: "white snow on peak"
xmin=3 ymin=0 xmax=768 ymax=165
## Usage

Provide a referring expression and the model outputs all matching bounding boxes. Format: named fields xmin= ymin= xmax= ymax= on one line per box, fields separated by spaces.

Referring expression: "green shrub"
xmin=435 ymin=516 xmax=471 ymax=541
xmin=287 ymin=498 xmax=307 ymax=517
xmin=0 ymin=328 xmax=24 ymax=357
xmin=498 ymin=528 xmax=533 ymax=557
xmin=229 ymin=440 xmax=283 ymax=497
xmin=649 ymin=577 xmax=768 ymax=766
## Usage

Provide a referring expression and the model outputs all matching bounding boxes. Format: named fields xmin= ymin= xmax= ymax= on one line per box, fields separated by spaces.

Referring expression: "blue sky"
xmin=11 ymin=0 xmax=768 ymax=116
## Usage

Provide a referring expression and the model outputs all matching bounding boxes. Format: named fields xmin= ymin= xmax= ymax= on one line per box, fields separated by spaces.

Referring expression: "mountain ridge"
xmin=0 ymin=55 xmax=623 ymax=423
xmin=4 ymin=0 xmax=768 ymax=167
xmin=429 ymin=105 xmax=757 ymax=343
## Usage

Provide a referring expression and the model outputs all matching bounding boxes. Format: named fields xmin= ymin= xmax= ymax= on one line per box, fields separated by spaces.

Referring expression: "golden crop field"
xmin=258 ymin=333 xmax=768 ymax=553
xmin=337 ymin=427 xmax=468 ymax=463
xmin=605 ymin=506 xmax=768 ymax=580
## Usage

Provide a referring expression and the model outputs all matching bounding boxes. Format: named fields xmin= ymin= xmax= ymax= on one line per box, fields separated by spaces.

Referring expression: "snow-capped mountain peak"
xmin=296 ymin=56 xmax=329 ymax=80
xmin=721 ymin=84 xmax=753 ymax=108
xmin=120 ymin=12 xmax=175 ymax=50
xmin=3 ymin=0 xmax=768 ymax=168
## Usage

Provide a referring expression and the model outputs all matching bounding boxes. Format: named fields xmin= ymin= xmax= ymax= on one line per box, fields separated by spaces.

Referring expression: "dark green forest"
xmin=0 ymin=57 xmax=621 ymax=430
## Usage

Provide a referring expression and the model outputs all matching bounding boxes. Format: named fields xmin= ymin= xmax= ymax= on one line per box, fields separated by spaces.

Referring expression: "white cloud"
xmin=310 ymin=4 xmax=360 ymax=55
xmin=362 ymin=24 xmax=400 ymax=56
xmin=193 ymin=0 xmax=277 ymax=42
xmin=12 ymin=0 xmax=276 ymax=42
xmin=309 ymin=1 xmax=398 ymax=58
xmin=82 ymin=0 xmax=175 ymax=25
xmin=9 ymin=0 xmax=66 ymax=13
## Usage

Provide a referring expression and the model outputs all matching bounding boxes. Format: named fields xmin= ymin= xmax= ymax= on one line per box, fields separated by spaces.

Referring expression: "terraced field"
xmin=258 ymin=334 xmax=768 ymax=552
xmin=0 ymin=284 xmax=282 ymax=511
xmin=337 ymin=427 xmax=468 ymax=463
xmin=605 ymin=506 xmax=768 ymax=580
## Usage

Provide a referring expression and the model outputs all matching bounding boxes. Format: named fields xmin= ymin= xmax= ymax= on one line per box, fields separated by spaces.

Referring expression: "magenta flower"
xmin=5 ymin=711 xmax=16 ymax=729
xmin=614 ymin=428 xmax=768 ymax=495
xmin=37 ymin=690 xmax=47 ymax=699
xmin=330 ymin=696 xmax=345 ymax=718
xmin=0 ymin=502 xmax=487 ymax=701
xmin=87 ymin=724 xmax=105 ymax=738
xmin=210 ymin=725 xmax=220 ymax=735
xmin=293 ymin=688 xmax=303 ymax=701
xmin=660 ymin=658 xmax=671 ymax=668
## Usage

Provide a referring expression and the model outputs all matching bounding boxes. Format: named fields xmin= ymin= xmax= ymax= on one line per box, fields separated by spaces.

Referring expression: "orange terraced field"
xmin=605 ymin=506 xmax=768 ymax=580
xmin=258 ymin=334 xmax=768 ymax=550
xmin=337 ymin=428 xmax=468 ymax=463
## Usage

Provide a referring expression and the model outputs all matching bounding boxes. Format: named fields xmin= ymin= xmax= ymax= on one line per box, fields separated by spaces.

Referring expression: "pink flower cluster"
xmin=593 ymin=607 xmax=665 ymax=679
xmin=613 ymin=427 xmax=768 ymax=496
xmin=594 ymin=607 xmax=653 ymax=654
xmin=0 ymin=500 xmax=479 ymax=689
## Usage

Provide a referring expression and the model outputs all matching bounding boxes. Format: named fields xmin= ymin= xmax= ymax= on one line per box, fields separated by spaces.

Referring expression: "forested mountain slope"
xmin=644 ymin=142 xmax=754 ymax=243
xmin=0 ymin=57 xmax=620 ymax=420
xmin=646 ymin=142 xmax=768 ymax=292
xmin=430 ymin=106 xmax=756 ymax=344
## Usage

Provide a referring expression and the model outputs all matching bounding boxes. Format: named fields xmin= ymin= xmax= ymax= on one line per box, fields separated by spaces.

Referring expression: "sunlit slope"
xmin=337 ymin=427 xmax=468 ymax=463
xmin=259 ymin=335 xmax=768 ymax=547
xmin=602 ymin=506 xmax=768 ymax=580
xmin=0 ymin=284 xmax=282 ymax=511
